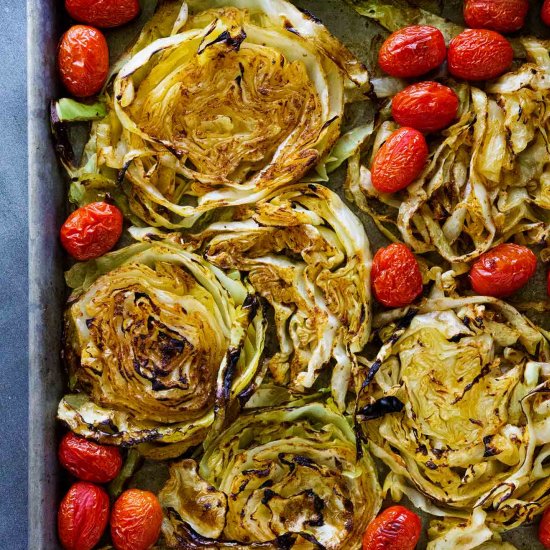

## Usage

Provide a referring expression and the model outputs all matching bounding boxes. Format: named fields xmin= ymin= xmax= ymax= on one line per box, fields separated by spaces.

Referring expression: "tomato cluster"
xmin=58 ymin=0 xmax=140 ymax=98
xmin=369 ymin=4 xmax=549 ymax=311
xmin=372 ymin=23 xmax=515 ymax=196
xmin=58 ymin=432 xmax=163 ymax=550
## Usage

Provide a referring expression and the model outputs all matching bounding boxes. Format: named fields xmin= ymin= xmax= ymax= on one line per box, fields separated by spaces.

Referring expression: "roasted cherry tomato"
xmin=372 ymin=244 xmax=423 ymax=308
xmin=65 ymin=0 xmax=140 ymax=28
xmin=539 ymin=507 xmax=550 ymax=548
xmin=448 ymin=29 xmax=513 ymax=81
xmin=469 ymin=243 xmax=537 ymax=297
xmin=464 ymin=0 xmax=529 ymax=33
xmin=59 ymin=432 xmax=123 ymax=484
xmin=60 ymin=202 xmax=123 ymax=261
xmin=58 ymin=482 xmax=110 ymax=550
xmin=362 ymin=505 xmax=422 ymax=550
xmin=378 ymin=25 xmax=446 ymax=78
xmin=371 ymin=127 xmax=428 ymax=194
xmin=392 ymin=82 xmax=459 ymax=133
xmin=111 ymin=489 xmax=163 ymax=550
xmin=543 ymin=0 xmax=550 ymax=26
xmin=58 ymin=25 xmax=109 ymax=97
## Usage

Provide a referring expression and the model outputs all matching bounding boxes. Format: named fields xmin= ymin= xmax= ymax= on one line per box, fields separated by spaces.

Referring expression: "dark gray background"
xmin=1 ymin=1 xmax=28 ymax=548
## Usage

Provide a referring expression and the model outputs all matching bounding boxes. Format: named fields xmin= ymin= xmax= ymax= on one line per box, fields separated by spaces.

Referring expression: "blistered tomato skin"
xmin=469 ymin=243 xmax=537 ymax=298
xmin=59 ymin=432 xmax=123 ymax=484
xmin=464 ymin=0 xmax=529 ymax=33
xmin=60 ymin=202 xmax=123 ymax=261
xmin=392 ymin=82 xmax=459 ymax=133
xmin=378 ymin=26 xmax=446 ymax=78
xmin=58 ymin=482 xmax=110 ymax=550
xmin=543 ymin=0 xmax=550 ymax=26
xmin=362 ymin=505 xmax=422 ymax=550
xmin=371 ymin=127 xmax=428 ymax=194
xmin=448 ymin=29 xmax=513 ymax=81
xmin=65 ymin=0 xmax=140 ymax=28
xmin=372 ymin=244 xmax=423 ymax=308
xmin=58 ymin=25 xmax=109 ymax=98
xmin=111 ymin=489 xmax=163 ymax=550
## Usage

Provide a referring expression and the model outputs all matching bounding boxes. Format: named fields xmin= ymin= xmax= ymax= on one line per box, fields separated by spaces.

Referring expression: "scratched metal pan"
xmin=28 ymin=0 xmax=549 ymax=548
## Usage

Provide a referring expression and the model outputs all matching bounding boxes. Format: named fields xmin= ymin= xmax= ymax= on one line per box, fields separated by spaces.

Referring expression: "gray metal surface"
xmin=27 ymin=1 xmax=548 ymax=549
xmin=0 ymin=1 xmax=28 ymax=549
xmin=28 ymin=0 xmax=65 ymax=547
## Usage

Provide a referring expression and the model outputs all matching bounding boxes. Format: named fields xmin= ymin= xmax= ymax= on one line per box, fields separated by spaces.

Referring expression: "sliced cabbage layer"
xmin=347 ymin=37 xmax=550 ymax=262
xmin=63 ymin=0 xmax=369 ymax=228
xmin=133 ymin=183 xmax=372 ymax=411
xmin=159 ymin=400 xmax=381 ymax=549
xmin=58 ymin=242 xmax=266 ymax=459
xmin=358 ymin=271 xmax=550 ymax=549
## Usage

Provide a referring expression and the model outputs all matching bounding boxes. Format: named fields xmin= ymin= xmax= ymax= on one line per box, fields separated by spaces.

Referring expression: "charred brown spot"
xmin=483 ymin=435 xmax=501 ymax=457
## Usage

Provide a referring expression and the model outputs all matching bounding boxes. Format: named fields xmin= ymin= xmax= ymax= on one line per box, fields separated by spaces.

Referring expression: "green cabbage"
xmin=159 ymin=400 xmax=381 ymax=549
xmin=134 ymin=183 xmax=372 ymax=411
xmin=358 ymin=270 xmax=550 ymax=549
xmin=348 ymin=39 xmax=550 ymax=262
xmin=60 ymin=0 xmax=369 ymax=229
xmin=58 ymin=241 xmax=266 ymax=459
xmin=54 ymin=98 xmax=107 ymax=122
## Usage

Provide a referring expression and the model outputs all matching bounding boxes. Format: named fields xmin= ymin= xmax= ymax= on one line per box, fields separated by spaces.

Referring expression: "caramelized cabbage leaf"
xmin=159 ymin=400 xmax=381 ymax=549
xmin=58 ymin=241 xmax=266 ymax=459
xmin=134 ymin=183 xmax=372 ymax=410
xmin=62 ymin=0 xmax=369 ymax=229
xmin=347 ymin=39 xmax=550 ymax=262
xmin=358 ymin=271 xmax=550 ymax=548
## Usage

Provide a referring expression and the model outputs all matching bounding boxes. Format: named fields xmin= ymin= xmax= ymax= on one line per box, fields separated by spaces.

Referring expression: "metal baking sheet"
xmin=27 ymin=1 xmax=549 ymax=548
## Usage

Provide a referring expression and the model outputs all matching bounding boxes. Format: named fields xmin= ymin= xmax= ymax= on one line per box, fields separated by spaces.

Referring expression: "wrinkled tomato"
xmin=59 ymin=432 xmax=123 ymax=484
xmin=60 ymin=202 xmax=123 ymax=261
xmin=65 ymin=0 xmax=141 ymax=28
xmin=448 ymin=29 xmax=513 ymax=81
xmin=543 ymin=0 xmax=550 ymax=26
xmin=391 ymin=82 xmax=459 ymax=133
xmin=371 ymin=127 xmax=428 ymax=194
xmin=464 ymin=0 xmax=529 ymax=33
xmin=58 ymin=25 xmax=109 ymax=97
xmin=378 ymin=25 xmax=446 ymax=78
xmin=362 ymin=505 xmax=422 ymax=550
xmin=469 ymin=243 xmax=537 ymax=297
xmin=540 ymin=507 xmax=550 ymax=548
xmin=372 ymin=244 xmax=423 ymax=308
xmin=111 ymin=489 xmax=163 ymax=550
xmin=58 ymin=482 xmax=110 ymax=550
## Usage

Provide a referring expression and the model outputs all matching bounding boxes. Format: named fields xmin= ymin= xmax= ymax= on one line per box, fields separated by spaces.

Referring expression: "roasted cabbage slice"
xmin=358 ymin=271 xmax=550 ymax=549
xmin=134 ymin=183 xmax=372 ymax=410
xmin=159 ymin=400 xmax=381 ymax=549
xmin=64 ymin=0 xmax=369 ymax=229
xmin=346 ymin=32 xmax=550 ymax=262
xmin=58 ymin=241 xmax=266 ymax=458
